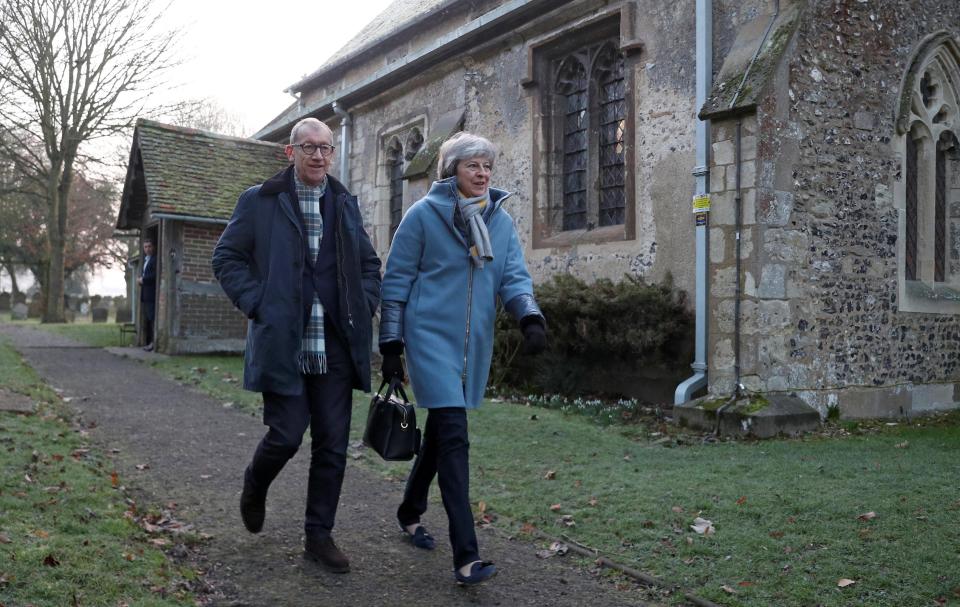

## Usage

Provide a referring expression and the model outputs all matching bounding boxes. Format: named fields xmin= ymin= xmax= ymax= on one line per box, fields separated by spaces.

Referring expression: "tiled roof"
xmin=118 ymin=119 xmax=289 ymax=227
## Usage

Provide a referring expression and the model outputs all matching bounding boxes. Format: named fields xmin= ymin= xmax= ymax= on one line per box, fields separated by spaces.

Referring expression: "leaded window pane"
xmin=389 ymin=150 xmax=404 ymax=242
xmin=598 ymin=47 xmax=626 ymax=227
xmin=905 ymin=135 xmax=918 ymax=281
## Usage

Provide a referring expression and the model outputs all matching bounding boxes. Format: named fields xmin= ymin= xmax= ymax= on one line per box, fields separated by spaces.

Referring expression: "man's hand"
xmin=137 ymin=277 xmax=143 ymax=286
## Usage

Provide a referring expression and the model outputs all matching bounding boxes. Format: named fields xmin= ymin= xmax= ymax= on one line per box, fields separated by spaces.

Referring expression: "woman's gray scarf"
xmin=457 ymin=193 xmax=494 ymax=268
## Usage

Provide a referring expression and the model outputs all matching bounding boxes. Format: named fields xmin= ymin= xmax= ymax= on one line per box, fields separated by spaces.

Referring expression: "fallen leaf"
xmin=148 ymin=538 xmax=169 ymax=547
xmin=122 ymin=552 xmax=135 ymax=561
xmin=738 ymin=581 xmax=754 ymax=587
xmin=769 ymin=530 xmax=784 ymax=539
xmin=838 ymin=578 xmax=856 ymax=588
xmin=199 ymin=474 xmax=211 ymax=480
xmin=857 ymin=511 xmax=877 ymax=522
xmin=519 ymin=522 xmax=536 ymax=534
xmin=557 ymin=514 xmax=576 ymax=527
xmin=894 ymin=441 xmax=909 ymax=449
xmin=0 ymin=533 xmax=10 ymax=544
xmin=33 ymin=529 xmax=49 ymax=539
xmin=671 ymin=506 xmax=684 ymax=514
xmin=787 ymin=516 xmax=797 ymax=524
xmin=720 ymin=584 xmax=737 ymax=594
xmin=43 ymin=553 xmax=61 ymax=567
xmin=588 ymin=497 xmax=598 ymax=507
xmin=477 ymin=501 xmax=487 ymax=514
xmin=23 ymin=474 xmax=33 ymax=483
xmin=111 ymin=471 xmax=119 ymax=487
xmin=736 ymin=496 xmax=747 ymax=506
xmin=51 ymin=454 xmax=63 ymax=462
xmin=549 ymin=541 xmax=568 ymax=555
xmin=549 ymin=503 xmax=561 ymax=512
xmin=682 ymin=558 xmax=695 ymax=565
xmin=543 ymin=470 xmax=556 ymax=480
xmin=135 ymin=464 xmax=149 ymax=471
xmin=641 ymin=520 xmax=655 ymax=529
xmin=691 ymin=517 xmax=715 ymax=535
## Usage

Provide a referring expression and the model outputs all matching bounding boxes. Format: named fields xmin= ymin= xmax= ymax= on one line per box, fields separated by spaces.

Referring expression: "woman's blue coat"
xmin=381 ymin=178 xmax=535 ymax=409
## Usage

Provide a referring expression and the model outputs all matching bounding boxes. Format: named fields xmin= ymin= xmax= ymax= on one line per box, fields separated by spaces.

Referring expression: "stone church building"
xmin=251 ymin=0 xmax=960 ymax=418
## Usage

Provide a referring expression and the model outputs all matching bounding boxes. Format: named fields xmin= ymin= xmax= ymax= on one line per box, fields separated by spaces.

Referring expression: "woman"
xmin=378 ymin=132 xmax=546 ymax=585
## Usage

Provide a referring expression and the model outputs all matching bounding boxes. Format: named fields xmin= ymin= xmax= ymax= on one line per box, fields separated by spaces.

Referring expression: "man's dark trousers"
xmin=142 ymin=300 xmax=155 ymax=345
xmin=397 ymin=407 xmax=479 ymax=568
xmin=246 ymin=322 xmax=354 ymax=536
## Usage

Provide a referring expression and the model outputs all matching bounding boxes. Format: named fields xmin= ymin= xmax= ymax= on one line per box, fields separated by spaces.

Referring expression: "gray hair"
xmin=289 ymin=117 xmax=333 ymax=144
xmin=437 ymin=132 xmax=496 ymax=178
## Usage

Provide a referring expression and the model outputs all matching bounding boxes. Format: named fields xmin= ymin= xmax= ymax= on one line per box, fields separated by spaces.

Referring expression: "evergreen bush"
xmin=491 ymin=273 xmax=693 ymax=398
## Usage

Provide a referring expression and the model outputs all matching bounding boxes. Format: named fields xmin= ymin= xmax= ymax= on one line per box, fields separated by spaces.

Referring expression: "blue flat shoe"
xmin=455 ymin=560 xmax=497 ymax=586
xmin=400 ymin=523 xmax=435 ymax=550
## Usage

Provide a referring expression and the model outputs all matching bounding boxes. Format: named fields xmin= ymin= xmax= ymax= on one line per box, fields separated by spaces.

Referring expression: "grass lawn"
xmin=0 ymin=333 xmax=196 ymax=606
xmin=28 ymin=321 xmax=960 ymax=606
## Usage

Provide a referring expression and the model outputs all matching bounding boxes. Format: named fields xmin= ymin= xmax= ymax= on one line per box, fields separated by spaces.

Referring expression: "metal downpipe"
xmin=332 ymin=101 xmax=351 ymax=187
xmin=675 ymin=0 xmax=712 ymax=404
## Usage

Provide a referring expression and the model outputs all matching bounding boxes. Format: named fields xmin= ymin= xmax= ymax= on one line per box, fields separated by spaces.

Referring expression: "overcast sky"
xmin=12 ymin=0 xmax=397 ymax=296
xmin=161 ymin=0 xmax=396 ymax=135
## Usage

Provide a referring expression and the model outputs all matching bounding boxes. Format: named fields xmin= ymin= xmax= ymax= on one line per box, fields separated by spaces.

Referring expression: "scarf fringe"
xmin=298 ymin=352 xmax=328 ymax=375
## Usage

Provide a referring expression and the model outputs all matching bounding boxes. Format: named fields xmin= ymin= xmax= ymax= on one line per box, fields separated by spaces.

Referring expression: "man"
xmin=212 ymin=118 xmax=381 ymax=573
xmin=138 ymin=239 xmax=157 ymax=351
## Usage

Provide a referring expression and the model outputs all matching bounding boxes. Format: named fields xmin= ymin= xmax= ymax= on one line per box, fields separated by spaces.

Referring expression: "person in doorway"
xmin=138 ymin=238 xmax=157 ymax=351
xmin=378 ymin=132 xmax=547 ymax=585
xmin=212 ymin=117 xmax=382 ymax=573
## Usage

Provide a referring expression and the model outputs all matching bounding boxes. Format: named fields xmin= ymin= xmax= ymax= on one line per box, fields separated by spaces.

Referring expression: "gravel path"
xmin=2 ymin=324 xmax=659 ymax=607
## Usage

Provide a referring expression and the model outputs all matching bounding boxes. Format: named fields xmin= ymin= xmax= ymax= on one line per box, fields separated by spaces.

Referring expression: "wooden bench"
xmin=118 ymin=322 xmax=136 ymax=345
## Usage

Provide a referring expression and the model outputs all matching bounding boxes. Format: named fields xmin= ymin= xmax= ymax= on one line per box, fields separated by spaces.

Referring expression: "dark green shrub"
xmin=491 ymin=273 xmax=693 ymax=398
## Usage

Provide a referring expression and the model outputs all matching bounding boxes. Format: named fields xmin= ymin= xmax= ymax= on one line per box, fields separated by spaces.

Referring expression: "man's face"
xmin=143 ymin=241 xmax=155 ymax=256
xmin=285 ymin=125 xmax=333 ymax=186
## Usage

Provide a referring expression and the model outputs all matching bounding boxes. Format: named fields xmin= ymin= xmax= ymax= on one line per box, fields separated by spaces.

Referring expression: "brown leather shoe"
xmin=239 ymin=468 xmax=265 ymax=533
xmin=304 ymin=534 xmax=350 ymax=573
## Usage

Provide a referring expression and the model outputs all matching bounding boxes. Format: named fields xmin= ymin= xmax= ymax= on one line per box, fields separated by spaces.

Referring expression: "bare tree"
xmin=0 ymin=0 xmax=177 ymax=322
xmin=168 ymin=97 xmax=251 ymax=138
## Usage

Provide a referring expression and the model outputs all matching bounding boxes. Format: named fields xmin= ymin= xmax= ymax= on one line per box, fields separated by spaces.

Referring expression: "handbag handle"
xmin=375 ymin=378 xmax=413 ymax=428
xmin=377 ymin=377 xmax=411 ymax=405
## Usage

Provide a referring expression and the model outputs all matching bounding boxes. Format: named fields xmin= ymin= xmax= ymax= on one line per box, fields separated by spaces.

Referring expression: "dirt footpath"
xmin=2 ymin=324 xmax=658 ymax=607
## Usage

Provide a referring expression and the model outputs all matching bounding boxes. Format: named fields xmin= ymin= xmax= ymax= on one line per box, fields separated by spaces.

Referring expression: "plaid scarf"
xmin=295 ymin=174 xmax=328 ymax=375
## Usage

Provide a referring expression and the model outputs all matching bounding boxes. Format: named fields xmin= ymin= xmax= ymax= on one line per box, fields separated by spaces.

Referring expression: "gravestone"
xmin=91 ymin=307 xmax=108 ymax=323
xmin=115 ymin=307 xmax=132 ymax=323
xmin=0 ymin=292 xmax=10 ymax=311
xmin=13 ymin=292 xmax=26 ymax=305
xmin=11 ymin=303 xmax=28 ymax=320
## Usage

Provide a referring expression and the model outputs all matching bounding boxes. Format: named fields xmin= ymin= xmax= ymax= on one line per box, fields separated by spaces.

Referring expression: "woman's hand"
xmin=382 ymin=353 xmax=405 ymax=381
xmin=521 ymin=320 xmax=546 ymax=356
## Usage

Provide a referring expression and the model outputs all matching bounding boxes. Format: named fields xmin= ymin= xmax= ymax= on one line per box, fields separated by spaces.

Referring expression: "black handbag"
xmin=363 ymin=379 xmax=420 ymax=461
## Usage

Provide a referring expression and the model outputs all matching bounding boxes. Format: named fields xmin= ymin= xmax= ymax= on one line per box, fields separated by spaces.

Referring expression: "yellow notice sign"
xmin=692 ymin=194 xmax=711 ymax=213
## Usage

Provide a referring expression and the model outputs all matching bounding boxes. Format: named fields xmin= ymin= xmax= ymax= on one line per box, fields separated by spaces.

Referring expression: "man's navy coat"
xmin=212 ymin=166 xmax=382 ymax=395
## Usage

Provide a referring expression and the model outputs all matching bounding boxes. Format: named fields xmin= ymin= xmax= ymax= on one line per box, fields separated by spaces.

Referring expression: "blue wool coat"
xmin=380 ymin=178 xmax=536 ymax=408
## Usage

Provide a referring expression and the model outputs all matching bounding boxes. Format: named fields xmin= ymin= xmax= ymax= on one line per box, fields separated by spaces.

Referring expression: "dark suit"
xmin=140 ymin=254 xmax=156 ymax=345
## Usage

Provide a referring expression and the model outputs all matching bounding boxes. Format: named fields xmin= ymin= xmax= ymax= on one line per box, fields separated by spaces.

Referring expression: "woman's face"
xmin=455 ymin=156 xmax=493 ymax=198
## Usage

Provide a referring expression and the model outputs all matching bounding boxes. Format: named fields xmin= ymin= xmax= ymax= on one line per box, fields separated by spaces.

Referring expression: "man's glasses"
xmin=293 ymin=143 xmax=336 ymax=157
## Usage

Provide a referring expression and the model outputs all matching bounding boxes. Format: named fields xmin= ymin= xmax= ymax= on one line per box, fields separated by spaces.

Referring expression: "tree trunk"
xmin=42 ymin=163 xmax=69 ymax=323
xmin=2 ymin=262 xmax=19 ymax=297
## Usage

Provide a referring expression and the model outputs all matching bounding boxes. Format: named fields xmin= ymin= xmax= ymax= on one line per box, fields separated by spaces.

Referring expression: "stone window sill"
xmin=534 ymin=224 xmax=632 ymax=249
xmin=899 ymin=280 xmax=960 ymax=314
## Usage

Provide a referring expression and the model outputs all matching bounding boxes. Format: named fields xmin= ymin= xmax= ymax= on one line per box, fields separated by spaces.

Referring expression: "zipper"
xmin=461 ymin=262 xmax=474 ymax=384
xmin=335 ymin=194 xmax=354 ymax=328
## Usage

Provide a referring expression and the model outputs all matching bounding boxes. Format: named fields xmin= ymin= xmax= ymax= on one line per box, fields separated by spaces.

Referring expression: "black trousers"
xmin=142 ymin=299 xmax=155 ymax=345
xmin=397 ymin=407 xmax=479 ymax=569
xmin=246 ymin=326 xmax=354 ymax=536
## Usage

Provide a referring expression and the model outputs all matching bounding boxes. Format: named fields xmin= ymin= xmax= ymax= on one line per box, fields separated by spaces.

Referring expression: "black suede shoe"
xmin=239 ymin=468 xmax=266 ymax=534
xmin=455 ymin=560 xmax=497 ymax=586
xmin=304 ymin=535 xmax=350 ymax=573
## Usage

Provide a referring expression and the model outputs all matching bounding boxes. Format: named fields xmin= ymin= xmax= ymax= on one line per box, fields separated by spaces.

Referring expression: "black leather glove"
xmin=380 ymin=341 xmax=405 ymax=381
xmin=381 ymin=353 xmax=405 ymax=381
xmin=521 ymin=317 xmax=547 ymax=356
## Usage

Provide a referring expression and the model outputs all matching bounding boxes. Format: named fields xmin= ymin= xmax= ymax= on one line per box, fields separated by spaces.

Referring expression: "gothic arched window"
xmin=896 ymin=33 xmax=960 ymax=312
xmin=386 ymin=137 xmax=404 ymax=242
xmin=553 ymin=41 xmax=627 ymax=232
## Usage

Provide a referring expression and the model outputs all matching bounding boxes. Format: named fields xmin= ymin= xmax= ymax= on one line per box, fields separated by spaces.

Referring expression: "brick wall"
xmin=177 ymin=223 xmax=247 ymax=341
